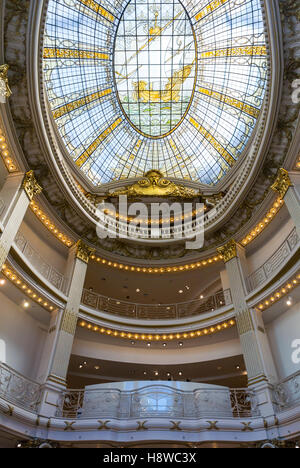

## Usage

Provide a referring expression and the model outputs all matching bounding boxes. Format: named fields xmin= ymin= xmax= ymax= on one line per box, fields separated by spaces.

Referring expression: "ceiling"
xmin=84 ymin=258 xmax=223 ymax=304
xmin=43 ymin=0 xmax=268 ymax=186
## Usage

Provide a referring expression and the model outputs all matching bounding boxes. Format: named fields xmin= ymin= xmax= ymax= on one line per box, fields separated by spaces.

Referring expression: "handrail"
xmin=81 ymin=288 xmax=232 ymax=320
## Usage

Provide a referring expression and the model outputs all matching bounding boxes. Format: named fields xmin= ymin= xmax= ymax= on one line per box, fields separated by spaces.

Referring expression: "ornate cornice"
xmin=22 ymin=170 xmax=42 ymax=201
xmin=75 ymin=240 xmax=95 ymax=264
xmin=217 ymin=240 xmax=237 ymax=263
xmin=271 ymin=168 xmax=292 ymax=198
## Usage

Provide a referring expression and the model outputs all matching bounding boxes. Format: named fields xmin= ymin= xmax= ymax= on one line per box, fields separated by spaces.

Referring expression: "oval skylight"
xmin=114 ymin=0 xmax=197 ymax=138
xmin=43 ymin=0 xmax=268 ymax=186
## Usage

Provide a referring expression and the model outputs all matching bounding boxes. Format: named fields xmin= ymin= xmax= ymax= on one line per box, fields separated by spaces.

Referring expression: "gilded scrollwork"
xmin=217 ymin=239 xmax=237 ymax=263
xmin=22 ymin=170 xmax=43 ymax=201
xmin=271 ymin=168 xmax=292 ymax=198
xmin=75 ymin=240 xmax=95 ymax=264
xmin=108 ymin=170 xmax=202 ymax=200
xmin=0 ymin=64 xmax=12 ymax=101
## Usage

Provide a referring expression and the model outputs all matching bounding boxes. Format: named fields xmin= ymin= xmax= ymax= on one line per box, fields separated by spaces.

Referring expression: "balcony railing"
xmin=273 ymin=370 xmax=300 ymax=411
xmin=246 ymin=228 xmax=298 ymax=293
xmin=81 ymin=288 xmax=232 ymax=320
xmin=56 ymin=386 xmax=259 ymax=420
xmin=0 ymin=363 xmax=42 ymax=413
xmin=14 ymin=232 xmax=68 ymax=294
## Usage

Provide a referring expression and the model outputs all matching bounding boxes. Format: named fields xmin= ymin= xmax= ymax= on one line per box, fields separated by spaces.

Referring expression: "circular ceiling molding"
xmin=42 ymin=0 xmax=268 ymax=186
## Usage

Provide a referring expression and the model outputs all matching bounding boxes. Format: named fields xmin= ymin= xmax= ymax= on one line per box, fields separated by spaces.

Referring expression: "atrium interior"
xmin=0 ymin=0 xmax=299 ymax=449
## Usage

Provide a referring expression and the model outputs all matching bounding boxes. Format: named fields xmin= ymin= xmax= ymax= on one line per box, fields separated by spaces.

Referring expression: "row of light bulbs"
xmin=30 ymin=201 xmax=74 ymax=247
xmin=90 ymin=254 xmax=223 ymax=273
xmin=257 ymin=272 xmax=300 ymax=310
xmin=24 ymin=186 xmax=286 ymax=275
xmin=1 ymin=263 xmax=56 ymax=312
xmin=79 ymin=318 xmax=236 ymax=341
xmin=0 ymin=127 xmax=18 ymax=172
xmin=102 ymin=206 xmax=205 ymax=224
xmin=29 ymin=199 xmax=286 ymax=275
xmin=241 ymin=198 xmax=283 ymax=246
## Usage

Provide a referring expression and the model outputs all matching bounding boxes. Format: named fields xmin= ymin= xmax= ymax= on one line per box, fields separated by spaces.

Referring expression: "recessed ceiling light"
xmin=200 ymin=295 xmax=204 ymax=299
xmin=179 ymin=342 xmax=183 ymax=347
xmin=163 ymin=343 xmax=167 ymax=347
xmin=94 ymin=366 xmax=100 ymax=370
xmin=0 ymin=279 xmax=5 ymax=286
xmin=179 ymin=290 xmax=183 ymax=294
xmin=167 ymin=373 xmax=171 ymax=377
xmin=143 ymin=371 xmax=147 ymax=375
xmin=147 ymin=343 xmax=151 ymax=347
xmin=23 ymin=301 xmax=30 ymax=309
xmin=286 ymin=297 xmax=293 ymax=307
xmin=178 ymin=371 xmax=183 ymax=376
xmin=154 ymin=371 xmax=159 ymax=376
xmin=236 ymin=365 xmax=240 ymax=370
xmin=136 ymin=288 xmax=140 ymax=292
xmin=185 ymin=285 xmax=190 ymax=290
xmin=79 ymin=365 xmax=83 ymax=369
xmin=131 ymin=341 xmax=135 ymax=345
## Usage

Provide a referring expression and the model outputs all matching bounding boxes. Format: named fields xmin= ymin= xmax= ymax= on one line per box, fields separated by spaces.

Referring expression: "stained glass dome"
xmin=43 ymin=0 xmax=268 ymax=186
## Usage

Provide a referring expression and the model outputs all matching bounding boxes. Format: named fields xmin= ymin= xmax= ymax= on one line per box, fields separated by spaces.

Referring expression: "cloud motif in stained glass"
xmin=114 ymin=0 xmax=196 ymax=138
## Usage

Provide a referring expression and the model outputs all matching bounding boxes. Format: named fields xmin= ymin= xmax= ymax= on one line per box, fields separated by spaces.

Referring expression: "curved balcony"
xmin=246 ymin=228 xmax=298 ymax=293
xmin=56 ymin=382 xmax=258 ymax=420
xmin=0 ymin=364 xmax=299 ymax=444
xmin=0 ymin=363 xmax=41 ymax=413
xmin=81 ymin=288 xmax=232 ymax=320
xmin=14 ymin=231 xmax=68 ymax=294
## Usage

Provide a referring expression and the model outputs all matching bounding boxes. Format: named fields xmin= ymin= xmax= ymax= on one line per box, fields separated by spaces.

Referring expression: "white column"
xmin=0 ymin=171 xmax=42 ymax=268
xmin=218 ymin=240 xmax=278 ymax=417
xmin=272 ymin=168 xmax=300 ymax=238
xmin=39 ymin=241 xmax=94 ymax=417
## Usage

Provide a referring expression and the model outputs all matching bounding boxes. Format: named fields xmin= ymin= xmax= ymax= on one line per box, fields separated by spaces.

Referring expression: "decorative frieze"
xmin=60 ymin=309 xmax=78 ymax=336
xmin=236 ymin=309 xmax=255 ymax=336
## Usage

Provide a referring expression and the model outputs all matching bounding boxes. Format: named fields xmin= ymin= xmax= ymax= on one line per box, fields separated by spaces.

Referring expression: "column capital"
xmin=75 ymin=239 xmax=95 ymax=264
xmin=217 ymin=239 xmax=237 ymax=263
xmin=271 ymin=168 xmax=292 ymax=198
xmin=0 ymin=64 xmax=12 ymax=102
xmin=22 ymin=170 xmax=43 ymax=201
